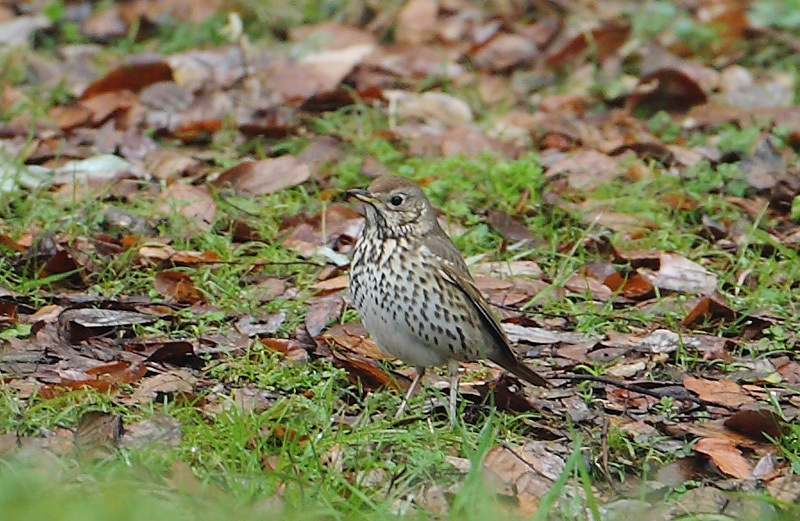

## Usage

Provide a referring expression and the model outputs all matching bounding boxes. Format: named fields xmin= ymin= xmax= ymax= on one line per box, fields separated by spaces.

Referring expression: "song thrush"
xmin=347 ymin=176 xmax=549 ymax=422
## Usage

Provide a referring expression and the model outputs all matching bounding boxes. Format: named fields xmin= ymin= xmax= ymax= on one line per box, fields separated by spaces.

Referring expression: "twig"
xmin=499 ymin=442 xmax=553 ymax=480
xmin=600 ymin=418 xmax=612 ymax=484
xmin=554 ymin=374 xmax=736 ymax=411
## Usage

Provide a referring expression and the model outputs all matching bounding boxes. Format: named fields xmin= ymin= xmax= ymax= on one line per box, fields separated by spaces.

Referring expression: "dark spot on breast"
xmin=456 ymin=327 xmax=468 ymax=353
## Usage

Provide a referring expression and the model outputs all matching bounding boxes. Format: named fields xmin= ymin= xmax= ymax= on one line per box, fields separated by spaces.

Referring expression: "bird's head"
xmin=347 ymin=176 xmax=439 ymax=238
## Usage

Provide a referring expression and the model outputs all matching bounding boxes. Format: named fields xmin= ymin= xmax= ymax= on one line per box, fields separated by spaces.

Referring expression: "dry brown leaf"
xmin=440 ymin=126 xmax=515 ymax=158
xmin=79 ymin=90 xmax=138 ymax=125
xmin=544 ymin=149 xmax=621 ymax=190
xmin=767 ymin=474 xmax=800 ymax=503
xmin=481 ymin=444 xmax=565 ymax=516
xmin=694 ymin=437 xmax=752 ymax=480
xmin=305 ymin=295 xmax=344 ymax=337
xmin=138 ymin=245 xmax=177 ymax=262
xmin=213 ymin=156 xmax=310 ymax=196
xmin=324 ymin=323 xmax=392 ymax=360
xmin=683 ymin=376 xmax=756 ymax=408
xmin=74 ymin=411 xmax=122 ymax=456
xmin=289 ymin=21 xmax=377 ymax=50
xmin=311 ymin=274 xmax=350 ymax=293
xmin=129 ymin=370 xmax=197 ymax=404
xmin=395 ymin=0 xmax=438 ymax=45
xmin=120 ymin=412 xmax=183 ymax=446
xmin=626 ymin=68 xmax=708 ymax=114
xmin=120 ymin=0 xmax=222 ymax=25
xmin=389 ymin=90 xmax=473 ymax=126
xmin=0 ymin=232 xmax=27 ymax=252
xmin=259 ymin=338 xmax=309 ymax=363
xmin=81 ymin=60 xmax=173 ymax=100
xmin=486 ymin=210 xmax=536 ymax=243
xmin=331 ymin=350 xmax=404 ymax=392
xmin=472 ymin=33 xmax=538 ymax=71
xmin=563 ymin=272 xmax=615 ymax=300
xmin=169 ymin=250 xmax=221 ymax=265
xmin=638 ymin=252 xmax=718 ymax=295
xmin=263 ymin=45 xmax=374 ymax=104
xmin=473 ymin=260 xmax=542 ymax=279
xmin=48 ymin=104 xmax=91 ymax=130
xmin=683 ymin=294 xmax=736 ymax=326
xmin=157 ymin=183 xmax=216 ymax=230
xmin=282 ymin=203 xmax=364 ymax=257
xmin=546 ymin=22 xmax=630 ymax=68
xmin=153 ymin=270 xmax=206 ymax=305
xmin=724 ymin=408 xmax=787 ymax=442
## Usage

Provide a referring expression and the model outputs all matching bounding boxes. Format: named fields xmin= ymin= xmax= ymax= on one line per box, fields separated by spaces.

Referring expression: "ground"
xmin=1 ymin=1 xmax=800 ymax=520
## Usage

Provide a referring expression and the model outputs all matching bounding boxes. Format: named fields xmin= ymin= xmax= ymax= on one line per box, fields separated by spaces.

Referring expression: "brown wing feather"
xmin=437 ymin=259 xmax=550 ymax=387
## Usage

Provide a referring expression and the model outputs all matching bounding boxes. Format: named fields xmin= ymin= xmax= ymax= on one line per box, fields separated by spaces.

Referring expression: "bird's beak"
xmin=346 ymin=188 xmax=379 ymax=205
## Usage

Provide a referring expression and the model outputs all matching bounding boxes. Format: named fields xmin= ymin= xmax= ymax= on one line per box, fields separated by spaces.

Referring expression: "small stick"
xmin=554 ymin=373 xmax=736 ymax=411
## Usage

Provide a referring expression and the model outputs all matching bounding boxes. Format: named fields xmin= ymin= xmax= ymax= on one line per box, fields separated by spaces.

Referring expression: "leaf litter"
xmin=1 ymin=0 xmax=799 ymax=519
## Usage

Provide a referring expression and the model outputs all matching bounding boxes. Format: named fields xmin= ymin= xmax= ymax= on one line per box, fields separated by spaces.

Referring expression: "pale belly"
xmin=350 ymin=240 xmax=486 ymax=368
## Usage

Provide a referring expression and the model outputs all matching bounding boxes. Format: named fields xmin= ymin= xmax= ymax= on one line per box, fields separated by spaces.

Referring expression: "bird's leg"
xmin=447 ymin=359 xmax=460 ymax=427
xmin=396 ymin=366 xmax=425 ymax=418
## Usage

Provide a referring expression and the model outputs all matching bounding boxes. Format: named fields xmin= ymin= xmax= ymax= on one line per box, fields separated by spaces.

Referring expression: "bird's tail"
xmin=499 ymin=358 xmax=551 ymax=387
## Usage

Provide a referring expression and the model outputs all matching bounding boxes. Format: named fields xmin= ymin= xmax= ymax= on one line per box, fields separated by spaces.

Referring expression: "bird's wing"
xmin=424 ymin=240 xmax=550 ymax=387
xmin=421 ymin=236 xmax=505 ymax=345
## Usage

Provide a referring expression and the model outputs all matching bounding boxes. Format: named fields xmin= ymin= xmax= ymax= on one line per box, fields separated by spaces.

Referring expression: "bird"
xmin=347 ymin=175 xmax=549 ymax=423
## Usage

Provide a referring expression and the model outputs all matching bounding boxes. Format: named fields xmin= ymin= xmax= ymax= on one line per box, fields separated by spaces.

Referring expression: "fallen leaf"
xmin=153 ymin=270 xmax=206 ymax=305
xmin=1 ymin=14 xmax=51 ymax=47
xmin=473 ymin=260 xmax=542 ymax=278
xmin=544 ymin=149 xmax=621 ymax=190
xmin=213 ymin=156 xmax=310 ymax=196
xmin=395 ymin=0 xmax=438 ymax=45
xmin=547 ymin=22 xmax=630 ymax=68
xmin=311 ymin=274 xmax=349 ymax=293
xmin=627 ymin=68 xmax=708 ymax=114
xmin=128 ymin=370 xmax=197 ymax=404
xmin=486 ymin=210 xmax=536 ymax=243
xmin=289 ymin=21 xmax=377 ymax=50
xmin=305 ymin=294 xmax=344 ymax=337
xmin=80 ymin=90 xmax=138 ymax=125
xmin=259 ymin=338 xmax=309 ymax=363
xmin=388 ymin=90 xmax=473 ymax=127
xmin=638 ymin=253 xmax=717 ymax=295
xmin=264 ymin=44 xmax=374 ymax=104
xmin=48 ymin=104 xmax=91 ymax=130
xmin=694 ymin=437 xmax=752 ymax=480
xmin=683 ymin=294 xmax=736 ymax=326
xmin=683 ymin=376 xmax=756 ymax=408
xmin=481 ymin=443 xmax=565 ymax=515
xmin=724 ymin=408 xmax=787 ymax=442
xmin=157 ymin=183 xmax=216 ymax=230
xmin=471 ymin=33 xmax=538 ymax=71
xmin=120 ymin=412 xmax=182 ymax=446
xmin=324 ymin=323 xmax=392 ymax=360
xmin=81 ymin=60 xmax=173 ymax=100
xmin=331 ymin=350 xmax=404 ymax=393
xmin=74 ymin=411 xmax=122 ymax=457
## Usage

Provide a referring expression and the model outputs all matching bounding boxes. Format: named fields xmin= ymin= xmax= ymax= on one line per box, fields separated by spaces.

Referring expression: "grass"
xmin=2 ymin=1 xmax=800 ymax=519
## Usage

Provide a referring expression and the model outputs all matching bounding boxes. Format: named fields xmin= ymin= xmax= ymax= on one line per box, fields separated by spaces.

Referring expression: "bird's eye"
xmin=389 ymin=195 xmax=404 ymax=206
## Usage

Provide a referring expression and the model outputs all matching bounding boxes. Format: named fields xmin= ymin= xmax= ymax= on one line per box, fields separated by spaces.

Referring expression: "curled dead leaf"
xmin=153 ymin=270 xmax=206 ymax=305
xmin=81 ymin=60 xmax=173 ymax=100
xmin=627 ymin=68 xmax=708 ymax=114
xmin=694 ymin=437 xmax=752 ymax=480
